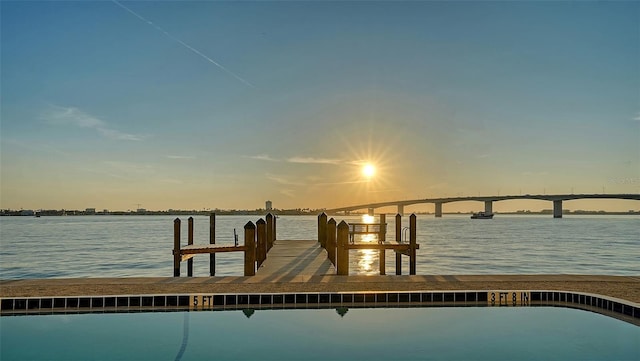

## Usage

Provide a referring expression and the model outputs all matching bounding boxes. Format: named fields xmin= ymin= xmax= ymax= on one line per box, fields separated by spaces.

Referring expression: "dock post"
xmin=210 ymin=213 xmax=216 ymax=276
xmin=337 ymin=221 xmax=349 ymax=275
xmin=379 ymin=213 xmax=386 ymax=275
xmin=395 ymin=213 xmax=402 ymax=275
xmin=409 ymin=214 xmax=417 ymax=275
xmin=273 ymin=215 xmax=277 ymax=241
xmin=173 ymin=218 xmax=181 ymax=277
xmin=256 ymin=218 xmax=267 ymax=267
xmin=244 ymin=222 xmax=256 ymax=276
xmin=379 ymin=213 xmax=386 ymax=243
xmin=266 ymin=213 xmax=274 ymax=251
xmin=327 ymin=218 xmax=337 ymax=266
xmin=318 ymin=212 xmax=327 ymax=248
xmin=379 ymin=245 xmax=386 ymax=275
xmin=187 ymin=217 xmax=194 ymax=277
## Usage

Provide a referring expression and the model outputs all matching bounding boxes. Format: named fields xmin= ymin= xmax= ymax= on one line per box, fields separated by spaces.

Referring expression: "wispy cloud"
xmin=248 ymin=154 xmax=345 ymax=165
xmin=248 ymin=154 xmax=279 ymax=162
xmin=286 ymin=157 xmax=342 ymax=165
xmin=43 ymin=105 xmax=143 ymax=141
xmin=112 ymin=0 xmax=255 ymax=89
xmin=633 ymin=112 xmax=640 ymax=121
xmin=312 ymin=180 xmax=368 ymax=185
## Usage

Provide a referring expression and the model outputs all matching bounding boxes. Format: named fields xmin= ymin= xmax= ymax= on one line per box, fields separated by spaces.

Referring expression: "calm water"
xmin=0 ymin=215 xmax=638 ymax=278
xmin=1 ymin=307 xmax=638 ymax=360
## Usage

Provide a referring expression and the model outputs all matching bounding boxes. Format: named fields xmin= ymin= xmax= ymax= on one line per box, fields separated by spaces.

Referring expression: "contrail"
xmin=112 ymin=0 xmax=255 ymax=88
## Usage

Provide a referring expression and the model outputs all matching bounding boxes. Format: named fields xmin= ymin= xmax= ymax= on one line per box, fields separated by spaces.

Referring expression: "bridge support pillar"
xmin=368 ymin=208 xmax=374 ymax=216
xmin=553 ymin=200 xmax=563 ymax=218
xmin=397 ymin=204 xmax=404 ymax=216
xmin=484 ymin=201 xmax=493 ymax=214
xmin=435 ymin=203 xmax=442 ymax=218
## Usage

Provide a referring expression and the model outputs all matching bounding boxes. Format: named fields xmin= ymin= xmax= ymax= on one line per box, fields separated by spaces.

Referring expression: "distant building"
xmin=85 ymin=208 xmax=96 ymax=215
xmin=266 ymin=200 xmax=272 ymax=211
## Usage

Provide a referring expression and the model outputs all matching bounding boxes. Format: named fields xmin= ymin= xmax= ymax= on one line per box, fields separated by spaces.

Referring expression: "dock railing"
xmin=318 ymin=212 xmax=419 ymax=276
xmin=172 ymin=213 xmax=276 ymax=277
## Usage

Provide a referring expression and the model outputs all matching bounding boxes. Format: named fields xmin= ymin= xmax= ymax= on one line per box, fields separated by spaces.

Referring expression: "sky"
xmin=1 ymin=1 xmax=639 ymax=212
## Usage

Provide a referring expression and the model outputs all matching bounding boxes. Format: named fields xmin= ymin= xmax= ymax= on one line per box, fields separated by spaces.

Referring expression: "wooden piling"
xmin=256 ymin=218 xmax=267 ymax=267
xmin=187 ymin=217 xmax=194 ymax=277
xmin=173 ymin=218 xmax=181 ymax=277
xmin=327 ymin=218 xmax=337 ymax=266
xmin=409 ymin=213 xmax=417 ymax=275
xmin=379 ymin=213 xmax=386 ymax=275
xmin=273 ymin=215 xmax=277 ymax=241
xmin=244 ymin=222 xmax=256 ymax=276
xmin=318 ymin=212 xmax=327 ymax=248
xmin=266 ymin=213 xmax=274 ymax=251
xmin=337 ymin=221 xmax=349 ymax=275
xmin=395 ymin=213 xmax=402 ymax=275
xmin=209 ymin=213 xmax=216 ymax=276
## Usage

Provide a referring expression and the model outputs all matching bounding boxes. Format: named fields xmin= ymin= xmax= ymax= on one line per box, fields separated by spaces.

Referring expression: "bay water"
xmin=0 ymin=214 xmax=638 ymax=279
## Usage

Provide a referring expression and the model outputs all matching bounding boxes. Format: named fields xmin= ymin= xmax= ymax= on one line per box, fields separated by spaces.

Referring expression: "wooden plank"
xmin=180 ymin=244 xmax=247 ymax=255
xmin=257 ymin=240 xmax=334 ymax=277
xmin=181 ymin=254 xmax=196 ymax=262
xmin=346 ymin=243 xmax=419 ymax=250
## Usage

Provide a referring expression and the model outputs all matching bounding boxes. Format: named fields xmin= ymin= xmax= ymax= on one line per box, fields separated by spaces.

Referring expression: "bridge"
xmin=325 ymin=194 xmax=640 ymax=218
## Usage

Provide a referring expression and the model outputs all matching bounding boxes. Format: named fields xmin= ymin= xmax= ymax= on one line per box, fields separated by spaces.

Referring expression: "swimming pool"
xmin=1 ymin=307 xmax=638 ymax=361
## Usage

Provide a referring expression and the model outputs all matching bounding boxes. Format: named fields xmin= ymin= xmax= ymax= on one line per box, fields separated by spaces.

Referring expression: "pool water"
xmin=1 ymin=307 xmax=638 ymax=360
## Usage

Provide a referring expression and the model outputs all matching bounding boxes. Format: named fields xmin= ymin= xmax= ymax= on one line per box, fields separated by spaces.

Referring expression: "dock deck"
xmin=256 ymin=240 xmax=334 ymax=279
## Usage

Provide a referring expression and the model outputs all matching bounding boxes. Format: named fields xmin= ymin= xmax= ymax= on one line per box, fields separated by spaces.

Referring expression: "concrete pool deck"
xmin=1 ymin=275 xmax=639 ymax=305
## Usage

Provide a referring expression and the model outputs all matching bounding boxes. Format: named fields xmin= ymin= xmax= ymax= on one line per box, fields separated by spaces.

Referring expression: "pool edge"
xmin=2 ymin=290 xmax=638 ymax=326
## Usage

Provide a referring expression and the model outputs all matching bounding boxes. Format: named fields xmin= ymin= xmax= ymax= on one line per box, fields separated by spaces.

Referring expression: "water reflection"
xmin=357 ymin=249 xmax=377 ymax=273
xmin=355 ymin=215 xmax=379 ymax=273
xmin=361 ymin=214 xmax=375 ymax=224
xmin=335 ymin=307 xmax=349 ymax=318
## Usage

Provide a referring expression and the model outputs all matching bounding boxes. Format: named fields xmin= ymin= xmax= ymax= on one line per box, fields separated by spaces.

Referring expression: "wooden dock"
xmin=173 ymin=212 xmax=418 ymax=277
xmin=256 ymin=240 xmax=334 ymax=278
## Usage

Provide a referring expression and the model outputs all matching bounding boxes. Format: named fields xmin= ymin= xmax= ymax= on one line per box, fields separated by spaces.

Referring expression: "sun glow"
xmin=362 ymin=163 xmax=376 ymax=178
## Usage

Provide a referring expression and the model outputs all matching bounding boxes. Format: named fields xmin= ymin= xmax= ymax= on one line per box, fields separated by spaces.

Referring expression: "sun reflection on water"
xmin=356 ymin=214 xmax=379 ymax=273
xmin=361 ymin=214 xmax=375 ymax=224
xmin=357 ymin=249 xmax=377 ymax=273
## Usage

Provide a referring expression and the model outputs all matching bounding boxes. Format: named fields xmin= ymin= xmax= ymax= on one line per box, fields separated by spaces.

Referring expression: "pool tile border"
xmin=1 ymin=290 xmax=638 ymax=325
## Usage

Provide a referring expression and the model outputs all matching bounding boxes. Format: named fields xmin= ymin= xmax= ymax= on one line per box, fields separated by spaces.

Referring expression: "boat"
xmin=471 ymin=211 xmax=493 ymax=219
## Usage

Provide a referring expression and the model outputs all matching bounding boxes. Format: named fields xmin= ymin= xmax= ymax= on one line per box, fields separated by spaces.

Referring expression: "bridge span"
xmin=325 ymin=194 xmax=640 ymax=218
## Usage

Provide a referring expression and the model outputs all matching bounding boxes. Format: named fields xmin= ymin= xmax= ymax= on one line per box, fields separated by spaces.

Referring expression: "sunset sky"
xmin=1 ymin=1 xmax=639 ymax=212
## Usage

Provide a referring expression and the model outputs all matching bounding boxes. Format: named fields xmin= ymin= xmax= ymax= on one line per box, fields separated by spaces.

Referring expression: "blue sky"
xmin=1 ymin=1 xmax=639 ymax=212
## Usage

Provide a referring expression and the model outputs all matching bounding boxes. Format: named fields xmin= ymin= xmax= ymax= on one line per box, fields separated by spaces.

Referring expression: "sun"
xmin=362 ymin=163 xmax=376 ymax=178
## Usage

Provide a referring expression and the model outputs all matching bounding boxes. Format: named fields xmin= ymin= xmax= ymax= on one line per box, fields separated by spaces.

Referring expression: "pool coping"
xmin=1 ymin=290 xmax=638 ymax=326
